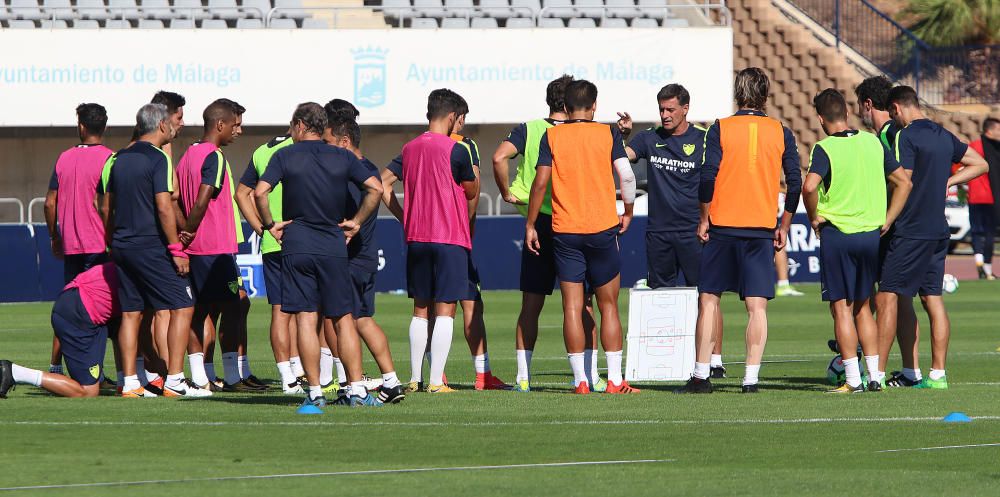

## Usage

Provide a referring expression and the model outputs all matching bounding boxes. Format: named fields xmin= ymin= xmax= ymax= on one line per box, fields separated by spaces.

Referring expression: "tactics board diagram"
xmin=625 ymin=288 xmax=698 ymax=382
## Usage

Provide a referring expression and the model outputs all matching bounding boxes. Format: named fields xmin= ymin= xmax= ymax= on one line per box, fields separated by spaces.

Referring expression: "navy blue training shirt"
xmin=107 ymin=141 xmax=173 ymax=249
xmin=259 ymin=140 xmax=376 ymax=257
xmin=893 ymin=119 xmax=968 ymax=240
xmin=628 ymin=124 xmax=705 ymax=232
xmin=346 ymin=157 xmax=380 ymax=271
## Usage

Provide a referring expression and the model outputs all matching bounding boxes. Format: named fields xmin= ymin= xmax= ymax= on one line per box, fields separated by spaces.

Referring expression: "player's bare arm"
xmin=883 ymin=167 xmax=912 ymax=235
xmin=947 ymin=146 xmax=989 ymax=188
xmin=492 ymin=141 xmax=524 ymax=204
xmin=234 ymin=183 xmax=264 ymax=236
xmin=156 ymin=191 xmax=189 ymax=276
xmin=43 ymin=188 xmax=61 ymax=259
xmin=525 ymin=165 xmax=551 ymax=255
xmin=340 ymin=176 xmax=383 ymax=240
xmin=801 ymin=172 xmax=825 ymax=238
xmin=380 ymin=167 xmax=404 ymax=223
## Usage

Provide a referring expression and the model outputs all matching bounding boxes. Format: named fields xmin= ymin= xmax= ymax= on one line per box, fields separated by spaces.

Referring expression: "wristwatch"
xmin=261 ymin=221 xmax=275 ymax=232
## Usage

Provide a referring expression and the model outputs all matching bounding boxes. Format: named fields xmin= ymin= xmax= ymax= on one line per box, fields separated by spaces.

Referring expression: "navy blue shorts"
xmin=466 ymin=256 xmax=483 ymax=302
xmin=51 ymin=288 xmax=107 ymax=386
xmin=646 ymin=230 xmax=701 ymax=288
xmin=112 ymin=247 xmax=193 ymax=312
xmin=350 ymin=264 xmax=376 ymax=319
xmin=281 ymin=253 xmax=353 ymax=317
xmin=63 ymin=252 xmax=109 ymax=285
xmin=553 ymin=226 xmax=621 ymax=288
xmin=819 ymin=225 xmax=879 ymax=302
xmin=698 ymin=233 xmax=775 ymax=300
xmin=189 ymin=254 xmax=241 ymax=303
xmin=263 ymin=252 xmax=283 ymax=306
xmin=878 ymin=236 xmax=948 ymax=297
xmin=406 ymin=242 xmax=469 ymax=302
xmin=521 ymin=213 xmax=557 ymax=295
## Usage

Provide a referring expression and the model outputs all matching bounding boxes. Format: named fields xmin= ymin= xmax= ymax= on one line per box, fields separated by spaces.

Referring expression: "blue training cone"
xmin=942 ymin=412 xmax=972 ymax=423
xmin=297 ymin=404 xmax=324 ymax=415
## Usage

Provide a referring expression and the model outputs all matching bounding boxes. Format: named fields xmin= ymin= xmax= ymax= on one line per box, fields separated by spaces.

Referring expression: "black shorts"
xmin=646 ymin=230 xmax=701 ymax=288
xmin=189 ymin=254 xmax=241 ymax=303
xmin=263 ymin=252 xmax=283 ymax=306
xmin=819 ymin=225 xmax=879 ymax=302
xmin=698 ymin=233 xmax=775 ymax=300
xmin=520 ymin=213 xmax=557 ymax=295
xmin=406 ymin=242 xmax=469 ymax=302
xmin=281 ymin=253 xmax=353 ymax=317
xmin=350 ymin=264 xmax=377 ymax=319
xmin=112 ymin=247 xmax=193 ymax=312
xmin=51 ymin=288 xmax=108 ymax=386
xmin=552 ymin=226 xmax=621 ymax=288
xmin=878 ymin=236 xmax=948 ymax=297
xmin=63 ymin=252 xmax=109 ymax=285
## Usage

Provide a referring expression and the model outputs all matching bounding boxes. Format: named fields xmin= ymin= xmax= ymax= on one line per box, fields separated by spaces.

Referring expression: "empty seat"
xmin=380 ymin=0 xmax=412 ymax=20
xmin=234 ymin=16 xmax=261 ymax=27
xmin=504 ymin=17 xmax=532 ymax=28
xmin=662 ymin=17 xmax=688 ymax=27
xmin=605 ymin=0 xmax=637 ymax=18
xmin=72 ymin=19 xmax=100 ymax=27
xmin=169 ymin=17 xmax=195 ymax=26
xmin=574 ymin=0 xmax=604 ymax=18
xmin=200 ymin=18 xmax=228 ymax=27
xmin=636 ymin=0 xmax=666 ymax=19
xmin=267 ymin=17 xmax=296 ymax=27
xmin=239 ymin=0 xmax=271 ymax=19
xmin=273 ymin=0 xmax=307 ymax=19
xmin=538 ymin=17 xmax=563 ymax=27
xmin=107 ymin=0 xmax=141 ymax=20
xmin=76 ymin=0 xmax=110 ymax=20
xmin=509 ymin=0 xmax=539 ymax=17
xmin=413 ymin=0 xmax=445 ymax=18
xmin=478 ymin=0 xmax=510 ymax=19
xmin=301 ymin=17 xmax=328 ymax=28
xmin=104 ymin=19 xmax=133 ymax=27
xmin=0 ymin=7 xmax=10 ymax=21
xmin=599 ymin=16 xmax=626 ymax=27
xmin=140 ymin=0 xmax=174 ymax=20
xmin=410 ymin=17 xmax=437 ymax=28
xmin=567 ymin=17 xmax=595 ymax=27
xmin=42 ymin=0 xmax=73 ymax=20
xmin=138 ymin=18 xmax=164 ymax=27
xmin=10 ymin=0 xmax=44 ymax=20
xmin=470 ymin=16 xmax=497 ymax=28
xmin=173 ymin=0 xmax=210 ymax=20
xmin=444 ymin=0 xmax=475 ymax=17
xmin=541 ymin=0 xmax=571 ymax=18
xmin=441 ymin=16 xmax=467 ymax=28
xmin=631 ymin=17 xmax=657 ymax=27
xmin=7 ymin=19 xmax=37 ymax=27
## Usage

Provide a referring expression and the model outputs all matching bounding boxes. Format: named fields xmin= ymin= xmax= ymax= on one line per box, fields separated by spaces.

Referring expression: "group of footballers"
xmin=0 ymin=65 xmax=989 ymax=404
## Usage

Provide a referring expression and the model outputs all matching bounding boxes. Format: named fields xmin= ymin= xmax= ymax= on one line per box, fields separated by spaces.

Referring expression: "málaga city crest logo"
xmin=352 ymin=46 xmax=388 ymax=108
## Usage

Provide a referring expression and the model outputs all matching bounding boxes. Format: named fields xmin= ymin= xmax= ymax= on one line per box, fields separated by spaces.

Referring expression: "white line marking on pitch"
xmin=6 ymin=416 xmax=998 ymax=428
xmin=877 ymin=442 xmax=1000 ymax=453
xmin=0 ymin=459 xmax=673 ymax=492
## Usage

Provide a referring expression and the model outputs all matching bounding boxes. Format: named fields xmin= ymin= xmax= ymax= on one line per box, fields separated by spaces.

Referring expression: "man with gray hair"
xmin=107 ymin=103 xmax=209 ymax=398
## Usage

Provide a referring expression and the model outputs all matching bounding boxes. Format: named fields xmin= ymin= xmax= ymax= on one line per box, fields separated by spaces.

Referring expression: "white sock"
xmin=116 ymin=371 xmax=124 ymax=385
xmin=408 ymin=316 xmax=429 ymax=383
xmin=710 ymin=354 xmax=723 ymax=368
xmin=238 ymin=355 xmax=252 ymax=380
xmin=606 ymin=350 xmax=623 ymax=384
xmin=144 ymin=369 xmax=160 ymax=384
xmin=584 ymin=348 xmax=599 ymax=385
xmin=290 ymin=356 xmax=305 ymax=377
xmin=429 ymin=316 xmax=454 ymax=386
xmin=222 ymin=352 xmax=240 ymax=385
xmin=843 ymin=356 xmax=862 ymax=388
xmin=568 ymin=352 xmax=587 ymax=386
xmin=188 ymin=352 xmax=208 ymax=386
xmin=743 ymin=364 xmax=760 ymax=386
xmin=12 ymin=364 xmax=43 ymax=387
xmin=985 ymin=263 xmax=993 ymax=275
xmin=473 ymin=354 xmax=488 ymax=374
xmin=319 ymin=347 xmax=334 ymax=386
xmin=350 ymin=381 xmax=368 ymax=397
xmin=382 ymin=371 xmax=401 ymax=389
xmin=865 ymin=355 xmax=881 ymax=382
xmin=777 ymin=279 xmax=789 ymax=287
xmin=48 ymin=364 xmax=62 ymax=374
xmin=308 ymin=384 xmax=323 ymax=399
xmin=693 ymin=362 xmax=710 ymax=380
xmin=165 ymin=372 xmax=185 ymax=389
xmin=334 ymin=357 xmax=347 ymax=385
xmin=123 ymin=374 xmax=141 ymax=392
xmin=516 ymin=349 xmax=533 ymax=382
xmin=205 ymin=362 xmax=217 ymax=382
xmin=902 ymin=367 xmax=922 ymax=382
xmin=277 ymin=361 xmax=295 ymax=386
xmin=929 ymin=368 xmax=946 ymax=381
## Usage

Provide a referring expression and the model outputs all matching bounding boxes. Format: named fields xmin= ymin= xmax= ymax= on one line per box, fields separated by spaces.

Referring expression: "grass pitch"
xmin=1 ymin=283 xmax=999 ymax=496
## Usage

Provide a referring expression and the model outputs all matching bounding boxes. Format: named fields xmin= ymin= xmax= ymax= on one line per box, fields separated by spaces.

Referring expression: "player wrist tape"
xmin=167 ymin=243 xmax=188 ymax=259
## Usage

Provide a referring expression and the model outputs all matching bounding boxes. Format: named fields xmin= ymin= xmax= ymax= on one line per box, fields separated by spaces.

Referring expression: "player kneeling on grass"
xmin=525 ymin=79 xmax=639 ymax=395
xmin=802 ymin=89 xmax=912 ymax=393
xmin=1 ymin=263 xmax=121 ymax=398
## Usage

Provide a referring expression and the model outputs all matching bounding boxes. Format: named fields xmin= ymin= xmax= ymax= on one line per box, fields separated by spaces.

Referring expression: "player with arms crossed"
xmin=802 ymin=89 xmax=912 ymax=393
xmin=526 ymin=79 xmax=639 ymax=395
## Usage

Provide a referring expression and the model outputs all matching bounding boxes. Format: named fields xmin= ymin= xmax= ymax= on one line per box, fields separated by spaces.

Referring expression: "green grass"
xmin=1 ymin=283 xmax=999 ymax=496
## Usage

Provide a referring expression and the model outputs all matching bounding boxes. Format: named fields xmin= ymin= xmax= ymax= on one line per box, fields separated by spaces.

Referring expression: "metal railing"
xmin=27 ymin=197 xmax=46 ymax=225
xmin=788 ymin=0 xmax=1000 ymax=105
xmin=0 ymin=198 xmax=26 ymax=224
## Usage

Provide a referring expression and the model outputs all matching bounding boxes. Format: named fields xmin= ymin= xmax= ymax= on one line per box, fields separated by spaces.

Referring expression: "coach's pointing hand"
xmin=525 ymin=224 xmax=540 ymax=256
xmin=616 ymin=112 xmax=633 ymax=137
xmin=269 ymin=220 xmax=291 ymax=243
xmin=340 ymin=219 xmax=360 ymax=241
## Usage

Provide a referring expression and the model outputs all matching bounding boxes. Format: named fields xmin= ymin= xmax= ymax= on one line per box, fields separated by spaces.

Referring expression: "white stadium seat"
xmin=138 ymin=18 xmax=165 ymax=27
xmin=267 ymin=17 xmax=296 ymax=27
xmin=169 ymin=17 xmax=195 ymax=27
xmin=413 ymin=0 xmax=446 ymax=19
xmin=470 ymin=16 xmax=497 ymax=28
xmin=103 ymin=19 xmax=133 ymax=27
xmin=567 ymin=17 xmax=595 ymax=28
xmin=173 ymin=0 xmax=210 ymax=20
xmin=637 ymin=0 xmax=667 ymax=20
xmin=574 ymin=0 xmax=604 ymax=19
xmin=444 ymin=0 xmax=476 ymax=18
xmin=510 ymin=0 xmax=539 ymax=18
xmin=7 ymin=19 xmax=37 ymax=27
xmin=107 ymin=0 xmax=142 ymax=20
xmin=76 ymin=0 xmax=111 ymax=20
xmin=410 ymin=17 xmax=438 ymax=28
xmin=605 ymin=0 xmax=638 ymax=18
xmin=240 ymin=0 xmax=272 ymax=19
xmin=538 ymin=17 xmax=563 ymax=27
xmin=541 ymin=0 xmax=572 ymax=18
xmin=273 ymin=0 xmax=308 ymax=20
xmin=10 ymin=0 xmax=44 ymax=21
xmin=140 ymin=0 xmax=174 ymax=20
xmin=631 ymin=17 xmax=657 ymax=27
xmin=201 ymin=18 xmax=228 ymax=27
xmin=599 ymin=17 xmax=626 ymax=27
xmin=504 ymin=16 xmax=532 ymax=28
xmin=235 ymin=17 xmax=262 ymax=27
xmin=72 ymin=19 xmax=101 ymax=28
xmin=441 ymin=16 xmax=467 ymax=28
xmin=42 ymin=0 xmax=74 ymax=21
xmin=301 ymin=17 xmax=328 ymax=28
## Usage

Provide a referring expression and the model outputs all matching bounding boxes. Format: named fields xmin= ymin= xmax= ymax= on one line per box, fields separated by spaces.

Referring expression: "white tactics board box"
xmin=625 ymin=288 xmax=698 ymax=382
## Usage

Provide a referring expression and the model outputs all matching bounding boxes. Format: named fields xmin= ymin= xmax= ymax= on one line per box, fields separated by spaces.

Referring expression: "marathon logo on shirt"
xmin=648 ymin=153 xmax=697 ymax=173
